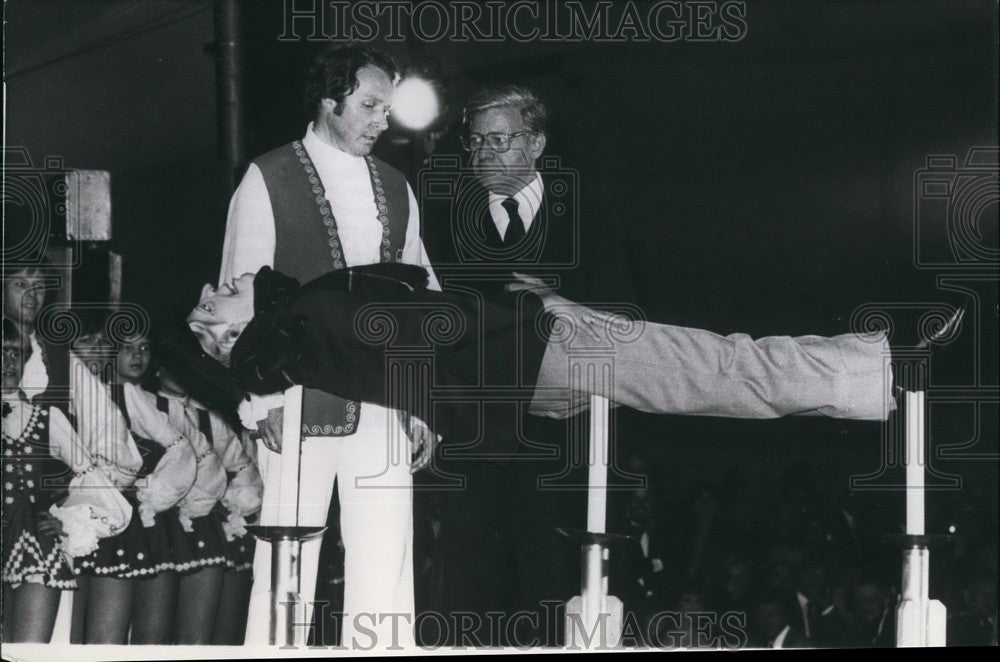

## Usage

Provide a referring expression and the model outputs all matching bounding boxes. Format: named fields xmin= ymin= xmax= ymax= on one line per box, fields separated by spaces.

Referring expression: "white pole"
xmin=584 ymin=395 xmax=610 ymax=625
xmin=276 ymin=385 xmax=304 ymax=528
xmin=904 ymin=391 xmax=925 ymax=536
xmin=587 ymin=394 xmax=610 ymax=534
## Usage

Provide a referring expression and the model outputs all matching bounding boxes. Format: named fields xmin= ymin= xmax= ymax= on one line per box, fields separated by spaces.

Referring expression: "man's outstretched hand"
xmin=506 ymin=272 xmax=553 ymax=296
xmin=257 ymin=406 xmax=284 ymax=453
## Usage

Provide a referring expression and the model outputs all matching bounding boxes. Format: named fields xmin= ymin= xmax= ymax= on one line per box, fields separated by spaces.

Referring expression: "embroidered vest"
xmin=253 ymin=140 xmax=409 ymax=436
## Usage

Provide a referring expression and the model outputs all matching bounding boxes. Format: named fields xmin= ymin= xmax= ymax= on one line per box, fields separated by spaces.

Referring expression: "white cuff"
xmin=237 ymin=392 xmax=284 ymax=431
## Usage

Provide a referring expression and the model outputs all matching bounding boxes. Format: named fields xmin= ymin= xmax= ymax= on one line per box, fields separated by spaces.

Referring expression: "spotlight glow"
xmin=392 ymin=78 xmax=439 ymax=130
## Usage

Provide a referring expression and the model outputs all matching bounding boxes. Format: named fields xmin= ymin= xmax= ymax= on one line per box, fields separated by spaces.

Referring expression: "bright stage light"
xmin=392 ymin=77 xmax=439 ymax=130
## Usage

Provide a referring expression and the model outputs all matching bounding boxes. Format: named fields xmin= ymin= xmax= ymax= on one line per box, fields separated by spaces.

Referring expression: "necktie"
xmin=501 ymin=197 xmax=525 ymax=246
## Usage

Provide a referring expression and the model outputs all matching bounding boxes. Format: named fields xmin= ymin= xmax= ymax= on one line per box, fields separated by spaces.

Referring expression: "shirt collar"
xmin=488 ymin=172 xmax=544 ymax=232
xmin=303 ymin=122 xmax=366 ymax=168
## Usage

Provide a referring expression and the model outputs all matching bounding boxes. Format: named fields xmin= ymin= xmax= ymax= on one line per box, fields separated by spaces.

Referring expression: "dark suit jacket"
xmin=424 ymin=175 xmax=614 ymax=301
xmin=423 ymin=174 xmax=636 ymax=461
xmin=230 ymin=264 xmax=552 ymax=450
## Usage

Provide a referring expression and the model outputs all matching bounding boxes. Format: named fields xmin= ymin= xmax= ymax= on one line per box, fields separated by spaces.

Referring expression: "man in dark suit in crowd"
xmin=754 ymin=592 xmax=813 ymax=648
xmin=420 ymin=84 xmax=636 ymax=646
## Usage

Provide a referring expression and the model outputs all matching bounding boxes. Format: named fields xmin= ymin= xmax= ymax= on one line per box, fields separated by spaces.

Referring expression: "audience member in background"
xmin=753 ymin=592 xmax=811 ymax=648
xmin=608 ymin=451 xmax=669 ymax=628
xmin=949 ymin=569 xmax=998 ymax=646
xmin=808 ymin=560 xmax=858 ymax=647
xmin=844 ymin=574 xmax=895 ymax=647
xmin=792 ymin=553 xmax=834 ymax=643
xmin=655 ymin=583 xmax=716 ymax=649
xmin=708 ymin=553 xmax=756 ymax=619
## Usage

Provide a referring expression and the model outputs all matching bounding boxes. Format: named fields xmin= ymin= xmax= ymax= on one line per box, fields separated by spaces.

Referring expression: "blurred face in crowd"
xmin=851 ymin=582 xmax=887 ymax=626
xmin=755 ymin=601 xmax=788 ymax=641
xmin=798 ymin=564 xmax=829 ymax=603
xmin=73 ymin=329 xmax=112 ymax=372
xmin=468 ymin=106 xmax=546 ymax=195
xmin=3 ymin=269 xmax=46 ymax=328
xmin=2 ymin=337 xmax=29 ymax=394
xmin=676 ymin=589 xmax=705 ymax=616
xmin=187 ymin=273 xmax=256 ymax=365
xmin=315 ymin=64 xmax=394 ymax=157
xmin=116 ymin=335 xmax=152 ymax=384
xmin=724 ymin=557 xmax=752 ymax=597
xmin=965 ymin=574 xmax=997 ymax=619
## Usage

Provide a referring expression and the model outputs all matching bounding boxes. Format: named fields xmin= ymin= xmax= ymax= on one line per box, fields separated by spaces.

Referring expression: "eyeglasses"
xmin=461 ymin=131 xmax=529 ymax=153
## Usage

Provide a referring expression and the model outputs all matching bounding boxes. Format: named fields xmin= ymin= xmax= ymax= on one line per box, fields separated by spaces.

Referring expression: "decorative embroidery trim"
xmin=2 ymin=402 xmax=45 ymax=449
xmin=2 ymin=530 xmax=75 ymax=588
xmin=365 ymin=155 xmax=393 ymax=263
xmin=301 ymin=401 xmax=358 ymax=436
xmin=3 ymin=406 xmax=51 ymax=503
xmin=293 ymin=140 xmax=345 ymax=269
xmin=172 ymin=556 xmax=227 ymax=573
xmin=117 ymin=561 xmax=176 ymax=578
xmin=195 ymin=449 xmax=216 ymax=462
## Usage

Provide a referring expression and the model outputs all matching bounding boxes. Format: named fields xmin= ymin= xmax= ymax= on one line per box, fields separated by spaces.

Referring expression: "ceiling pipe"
xmin=214 ymin=0 xmax=245 ymax=191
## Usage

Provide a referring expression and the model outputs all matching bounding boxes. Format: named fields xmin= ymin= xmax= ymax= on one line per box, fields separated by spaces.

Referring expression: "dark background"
xmin=6 ymin=0 xmax=998 ymax=540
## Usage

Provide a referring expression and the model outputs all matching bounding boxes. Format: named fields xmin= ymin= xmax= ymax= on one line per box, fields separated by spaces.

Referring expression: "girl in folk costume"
xmin=156 ymin=368 xmax=262 ymax=644
xmin=70 ymin=330 xmax=197 ymax=644
xmin=212 ymin=426 xmax=262 ymax=644
xmin=2 ymin=317 xmax=131 ymax=643
xmin=1 ymin=319 xmax=75 ymax=642
xmin=186 ymin=393 xmax=261 ymax=644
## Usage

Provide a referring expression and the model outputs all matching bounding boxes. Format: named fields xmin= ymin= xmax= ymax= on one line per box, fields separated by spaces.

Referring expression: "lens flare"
xmin=392 ymin=78 xmax=439 ymax=130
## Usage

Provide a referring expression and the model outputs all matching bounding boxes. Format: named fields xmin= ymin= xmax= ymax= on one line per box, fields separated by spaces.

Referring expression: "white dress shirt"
xmin=771 ymin=624 xmax=791 ymax=648
xmin=487 ymin=172 xmax=544 ymax=241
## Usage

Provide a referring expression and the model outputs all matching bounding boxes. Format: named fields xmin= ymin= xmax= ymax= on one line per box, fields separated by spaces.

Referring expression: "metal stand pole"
xmin=565 ymin=394 xmax=623 ymax=649
xmin=246 ymin=385 xmax=327 ymax=647
xmin=894 ymin=390 xmax=947 ymax=647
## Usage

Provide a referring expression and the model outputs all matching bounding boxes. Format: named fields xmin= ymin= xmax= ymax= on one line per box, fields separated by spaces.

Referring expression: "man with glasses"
xmin=421 ymin=85 xmax=634 ymax=645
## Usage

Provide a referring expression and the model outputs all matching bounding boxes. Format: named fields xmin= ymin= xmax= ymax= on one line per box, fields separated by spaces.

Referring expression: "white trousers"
xmin=244 ymin=403 xmax=415 ymax=650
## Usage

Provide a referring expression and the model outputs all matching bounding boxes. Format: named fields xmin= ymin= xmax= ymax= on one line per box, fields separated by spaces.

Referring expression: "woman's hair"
xmin=2 ymin=317 xmax=29 ymax=350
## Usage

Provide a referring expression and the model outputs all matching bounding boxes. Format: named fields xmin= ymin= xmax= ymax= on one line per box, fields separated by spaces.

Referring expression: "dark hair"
xmin=462 ymin=84 xmax=549 ymax=136
xmin=2 ymin=317 xmax=29 ymax=348
xmin=304 ymin=43 xmax=398 ymax=119
xmin=2 ymin=254 xmax=53 ymax=280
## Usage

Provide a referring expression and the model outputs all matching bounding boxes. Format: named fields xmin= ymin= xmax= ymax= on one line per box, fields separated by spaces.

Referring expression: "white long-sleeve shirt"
xmin=219 ymin=122 xmax=439 ymax=289
xmin=219 ymin=124 xmax=440 ymax=427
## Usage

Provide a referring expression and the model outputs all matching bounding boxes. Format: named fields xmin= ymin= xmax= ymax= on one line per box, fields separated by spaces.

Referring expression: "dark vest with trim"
xmin=253 ymin=140 xmax=409 ymax=436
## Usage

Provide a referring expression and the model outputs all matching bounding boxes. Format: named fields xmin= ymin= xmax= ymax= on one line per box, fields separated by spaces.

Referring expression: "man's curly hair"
xmin=304 ymin=43 xmax=398 ymax=119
